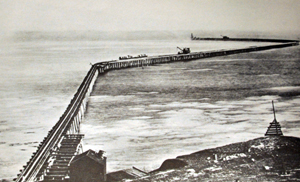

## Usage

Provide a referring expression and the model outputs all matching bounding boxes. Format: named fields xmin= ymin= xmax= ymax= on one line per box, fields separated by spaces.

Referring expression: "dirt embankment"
xmin=132 ymin=136 xmax=300 ymax=182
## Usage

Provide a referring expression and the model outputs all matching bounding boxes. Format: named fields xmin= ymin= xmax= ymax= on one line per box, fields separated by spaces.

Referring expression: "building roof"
xmin=70 ymin=149 xmax=105 ymax=165
xmin=106 ymin=167 xmax=148 ymax=182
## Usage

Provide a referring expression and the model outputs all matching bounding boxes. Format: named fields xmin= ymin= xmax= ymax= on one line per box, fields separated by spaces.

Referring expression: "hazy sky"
xmin=0 ymin=0 xmax=299 ymax=32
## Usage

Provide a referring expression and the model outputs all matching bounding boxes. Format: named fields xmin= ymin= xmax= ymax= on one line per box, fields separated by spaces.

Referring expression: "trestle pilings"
xmin=94 ymin=41 xmax=298 ymax=72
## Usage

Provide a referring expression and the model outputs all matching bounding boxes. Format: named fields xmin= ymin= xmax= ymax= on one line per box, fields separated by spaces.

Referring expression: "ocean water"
xmin=82 ymin=44 xmax=300 ymax=173
xmin=0 ymin=31 xmax=300 ymax=180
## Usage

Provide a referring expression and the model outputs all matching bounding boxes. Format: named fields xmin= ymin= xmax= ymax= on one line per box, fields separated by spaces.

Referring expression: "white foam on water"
xmin=258 ymin=74 xmax=280 ymax=77
xmin=83 ymin=94 xmax=300 ymax=173
xmin=186 ymin=68 xmax=213 ymax=72
xmin=90 ymin=95 xmax=135 ymax=102
xmin=265 ymin=86 xmax=300 ymax=91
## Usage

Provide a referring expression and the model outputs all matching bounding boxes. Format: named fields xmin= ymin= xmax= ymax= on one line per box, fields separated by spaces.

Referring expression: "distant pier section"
xmin=191 ymin=33 xmax=300 ymax=43
xmin=94 ymin=41 xmax=299 ymax=73
xmin=15 ymin=38 xmax=299 ymax=182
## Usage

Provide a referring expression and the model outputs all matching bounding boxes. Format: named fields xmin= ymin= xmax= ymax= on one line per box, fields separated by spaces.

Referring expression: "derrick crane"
xmin=220 ymin=35 xmax=230 ymax=40
xmin=177 ymin=47 xmax=191 ymax=54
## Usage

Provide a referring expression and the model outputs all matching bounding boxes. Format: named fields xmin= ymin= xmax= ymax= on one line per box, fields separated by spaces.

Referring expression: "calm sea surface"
xmin=0 ymin=31 xmax=300 ymax=180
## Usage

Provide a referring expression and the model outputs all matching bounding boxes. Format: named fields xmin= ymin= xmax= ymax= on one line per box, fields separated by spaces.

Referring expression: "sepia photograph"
xmin=0 ymin=0 xmax=300 ymax=181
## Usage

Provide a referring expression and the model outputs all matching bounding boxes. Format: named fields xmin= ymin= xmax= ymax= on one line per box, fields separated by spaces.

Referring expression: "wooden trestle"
xmin=15 ymin=39 xmax=298 ymax=182
xmin=94 ymin=42 xmax=299 ymax=73
xmin=39 ymin=134 xmax=84 ymax=182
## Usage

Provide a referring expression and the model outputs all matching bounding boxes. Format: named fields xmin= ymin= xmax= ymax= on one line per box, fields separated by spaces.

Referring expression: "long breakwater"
xmin=15 ymin=40 xmax=299 ymax=181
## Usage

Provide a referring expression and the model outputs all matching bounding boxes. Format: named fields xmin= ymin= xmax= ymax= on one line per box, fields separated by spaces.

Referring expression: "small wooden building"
xmin=69 ymin=149 xmax=106 ymax=182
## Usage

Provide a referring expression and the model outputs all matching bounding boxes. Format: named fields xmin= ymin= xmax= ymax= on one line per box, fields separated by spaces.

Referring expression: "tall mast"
xmin=272 ymin=100 xmax=276 ymax=121
xmin=265 ymin=100 xmax=283 ymax=136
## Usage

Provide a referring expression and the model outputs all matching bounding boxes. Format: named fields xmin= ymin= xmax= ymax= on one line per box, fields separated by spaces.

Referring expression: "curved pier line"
xmin=15 ymin=40 xmax=299 ymax=181
xmin=191 ymin=36 xmax=299 ymax=43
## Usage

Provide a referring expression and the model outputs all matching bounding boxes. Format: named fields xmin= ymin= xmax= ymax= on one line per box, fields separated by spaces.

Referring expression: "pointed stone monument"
xmin=265 ymin=100 xmax=283 ymax=136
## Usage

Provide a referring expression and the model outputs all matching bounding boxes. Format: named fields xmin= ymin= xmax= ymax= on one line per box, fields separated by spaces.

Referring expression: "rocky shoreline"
xmin=112 ymin=136 xmax=300 ymax=182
